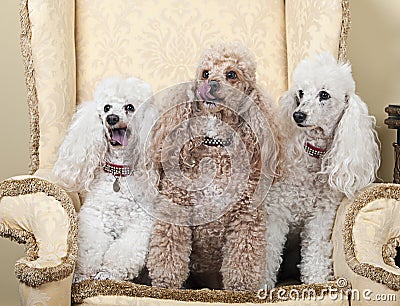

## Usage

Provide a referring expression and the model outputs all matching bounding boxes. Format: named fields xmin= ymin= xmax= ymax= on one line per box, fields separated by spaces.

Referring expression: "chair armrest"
xmin=332 ymin=184 xmax=400 ymax=304
xmin=0 ymin=174 xmax=78 ymax=287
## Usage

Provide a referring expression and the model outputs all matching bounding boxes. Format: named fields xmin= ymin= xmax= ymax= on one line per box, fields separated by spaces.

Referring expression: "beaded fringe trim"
xmin=72 ymin=279 xmax=350 ymax=304
xmin=0 ymin=178 xmax=78 ymax=287
xmin=343 ymin=184 xmax=400 ymax=291
xmin=20 ymin=0 xmax=40 ymax=175
xmin=339 ymin=0 xmax=351 ymax=61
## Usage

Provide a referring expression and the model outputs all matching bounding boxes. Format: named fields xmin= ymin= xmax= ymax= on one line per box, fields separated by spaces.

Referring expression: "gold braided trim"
xmin=0 ymin=223 xmax=37 ymax=260
xmin=20 ymin=0 xmax=40 ymax=174
xmin=0 ymin=178 xmax=78 ymax=287
xmin=344 ymin=184 xmax=400 ymax=291
xmin=338 ymin=0 xmax=351 ymax=61
xmin=383 ymin=237 xmax=400 ymax=269
xmin=72 ymin=279 xmax=351 ymax=304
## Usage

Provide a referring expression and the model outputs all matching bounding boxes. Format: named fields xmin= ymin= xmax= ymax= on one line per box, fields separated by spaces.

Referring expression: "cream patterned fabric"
xmin=286 ymin=0 xmax=343 ymax=86
xmin=353 ymin=198 xmax=400 ymax=274
xmin=0 ymin=191 xmax=69 ymax=268
xmin=75 ymin=0 xmax=287 ymax=104
xmin=19 ymin=275 xmax=73 ymax=306
xmin=0 ymin=175 xmax=77 ymax=306
xmin=28 ymin=0 xmax=76 ymax=171
xmin=34 ymin=168 xmax=82 ymax=212
xmin=28 ymin=0 xmax=347 ymax=172
xmin=332 ymin=189 xmax=400 ymax=305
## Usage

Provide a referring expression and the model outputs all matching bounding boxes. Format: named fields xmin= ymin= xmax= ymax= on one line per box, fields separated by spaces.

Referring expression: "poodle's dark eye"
xmin=226 ymin=70 xmax=237 ymax=80
xmin=202 ymin=70 xmax=209 ymax=79
xmin=295 ymin=96 xmax=300 ymax=107
xmin=124 ymin=104 xmax=135 ymax=112
xmin=104 ymin=104 xmax=111 ymax=112
xmin=295 ymin=89 xmax=303 ymax=106
xmin=319 ymin=91 xmax=331 ymax=101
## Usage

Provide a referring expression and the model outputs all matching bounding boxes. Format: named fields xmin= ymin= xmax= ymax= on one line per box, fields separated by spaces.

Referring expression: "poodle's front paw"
xmin=262 ymin=278 xmax=276 ymax=291
xmin=151 ymin=278 xmax=181 ymax=289
xmin=73 ymin=272 xmax=92 ymax=283
xmin=94 ymin=271 xmax=113 ymax=281
xmin=94 ymin=269 xmax=125 ymax=281
xmin=102 ymin=243 xmax=143 ymax=280
xmin=101 ymin=259 xmax=140 ymax=281
xmin=301 ymin=272 xmax=333 ymax=285
xmin=262 ymin=267 xmax=278 ymax=290
xmin=222 ymin=267 xmax=262 ymax=291
xmin=149 ymin=264 xmax=186 ymax=289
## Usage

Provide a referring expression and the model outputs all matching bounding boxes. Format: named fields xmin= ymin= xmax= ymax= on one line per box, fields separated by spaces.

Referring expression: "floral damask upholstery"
xmin=75 ymin=0 xmax=287 ymax=102
xmin=27 ymin=0 xmax=347 ymax=174
xmin=1 ymin=0 xmax=399 ymax=305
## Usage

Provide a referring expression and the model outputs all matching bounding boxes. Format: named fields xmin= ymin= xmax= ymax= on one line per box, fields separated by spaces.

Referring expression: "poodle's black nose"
xmin=209 ymin=80 xmax=220 ymax=94
xmin=106 ymin=114 xmax=119 ymax=125
xmin=293 ymin=111 xmax=307 ymax=124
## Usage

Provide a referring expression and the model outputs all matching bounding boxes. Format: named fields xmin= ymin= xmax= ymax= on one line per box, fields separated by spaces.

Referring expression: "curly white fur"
xmin=53 ymin=76 xmax=158 ymax=282
xmin=263 ymin=53 xmax=380 ymax=288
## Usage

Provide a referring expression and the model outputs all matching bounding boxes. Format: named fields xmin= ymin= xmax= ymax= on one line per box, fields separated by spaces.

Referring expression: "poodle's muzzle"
xmin=197 ymin=80 xmax=222 ymax=108
xmin=293 ymin=111 xmax=307 ymax=126
xmin=106 ymin=114 xmax=120 ymax=126
xmin=105 ymin=114 xmax=131 ymax=147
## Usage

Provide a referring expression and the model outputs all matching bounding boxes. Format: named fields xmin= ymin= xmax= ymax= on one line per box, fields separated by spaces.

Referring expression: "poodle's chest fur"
xmin=185 ymin=144 xmax=232 ymax=203
xmin=267 ymin=157 xmax=343 ymax=226
xmin=161 ymin=143 xmax=238 ymax=210
xmin=170 ymin=128 xmax=260 ymax=209
xmin=80 ymin=167 xmax=146 ymax=238
xmin=157 ymin=130 xmax=263 ymax=276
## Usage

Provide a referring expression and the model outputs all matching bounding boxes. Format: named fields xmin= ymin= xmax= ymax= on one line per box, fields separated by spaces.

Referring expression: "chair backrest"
xmin=21 ymin=0 xmax=349 ymax=174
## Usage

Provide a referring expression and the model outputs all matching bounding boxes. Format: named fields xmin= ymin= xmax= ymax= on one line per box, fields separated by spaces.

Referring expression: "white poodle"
xmin=52 ymin=76 xmax=158 ymax=282
xmin=263 ymin=53 xmax=380 ymax=288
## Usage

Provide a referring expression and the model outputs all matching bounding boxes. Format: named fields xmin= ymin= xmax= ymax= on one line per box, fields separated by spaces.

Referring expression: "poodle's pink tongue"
xmin=112 ymin=129 xmax=128 ymax=146
xmin=197 ymin=81 xmax=216 ymax=101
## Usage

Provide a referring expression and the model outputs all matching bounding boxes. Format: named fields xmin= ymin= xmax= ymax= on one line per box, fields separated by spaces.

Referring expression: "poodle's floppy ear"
xmin=322 ymin=93 xmax=380 ymax=198
xmin=138 ymin=101 xmax=159 ymax=147
xmin=278 ymin=88 xmax=298 ymax=135
xmin=277 ymin=88 xmax=304 ymax=163
xmin=244 ymin=89 xmax=281 ymax=180
xmin=128 ymin=100 xmax=159 ymax=172
xmin=278 ymin=89 xmax=295 ymax=120
xmin=52 ymin=101 xmax=107 ymax=192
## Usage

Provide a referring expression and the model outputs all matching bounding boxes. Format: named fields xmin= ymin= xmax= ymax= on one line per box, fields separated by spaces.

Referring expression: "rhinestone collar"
xmin=103 ymin=161 xmax=132 ymax=177
xmin=103 ymin=160 xmax=132 ymax=192
xmin=304 ymin=142 xmax=327 ymax=159
xmin=203 ymin=136 xmax=232 ymax=147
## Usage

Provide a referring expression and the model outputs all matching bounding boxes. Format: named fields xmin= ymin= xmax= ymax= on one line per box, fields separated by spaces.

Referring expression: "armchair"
xmin=1 ymin=0 xmax=399 ymax=305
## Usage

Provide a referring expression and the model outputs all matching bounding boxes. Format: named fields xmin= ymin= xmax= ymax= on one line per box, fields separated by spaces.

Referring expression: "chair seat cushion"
xmin=72 ymin=279 xmax=351 ymax=305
